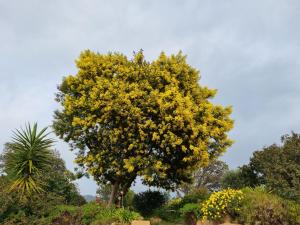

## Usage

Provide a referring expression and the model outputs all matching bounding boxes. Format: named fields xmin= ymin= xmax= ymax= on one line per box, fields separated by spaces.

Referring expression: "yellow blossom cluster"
xmin=201 ymin=189 xmax=243 ymax=221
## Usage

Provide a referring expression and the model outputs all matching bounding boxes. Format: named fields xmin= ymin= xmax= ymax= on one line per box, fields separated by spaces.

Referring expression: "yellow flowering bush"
xmin=201 ymin=189 xmax=243 ymax=221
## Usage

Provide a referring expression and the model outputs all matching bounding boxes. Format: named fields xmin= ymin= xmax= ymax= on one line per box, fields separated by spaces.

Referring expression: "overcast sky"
xmin=1 ymin=0 xmax=300 ymax=195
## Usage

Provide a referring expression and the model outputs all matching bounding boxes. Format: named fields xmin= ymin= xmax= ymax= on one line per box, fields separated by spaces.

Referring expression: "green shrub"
xmin=123 ymin=189 xmax=135 ymax=209
xmin=153 ymin=206 xmax=180 ymax=222
xmin=133 ymin=190 xmax=167 ymax=217
xmin=285 ymin=200 xmax=300 ymax=225
xmin=2 ymin=211 xmax=33 ymax=225
xmin=92 ymin=207 xmax=141 ymax=224
xmin=180 ymin=203 xmax=201 ymax=225
xmin=238 ymin=187 xmax=290 ymax=225
xmin=180 ymin=203 xmax=201 ymax=217
xmin=38 ymin=205 xmax=81 ymax=225
xmin=81 ymin=202 xmax=105 ymax=224
xmin=51 ymin=211 xmax=83 ymax=225
xmin=182 ymin=188 xmax=209 ymax=205
xmin=114 ymin=208 xmax=141 ymax=223
xmin=152 ymin=189 xmax=208 ymax=223
xmin=166 ymin=198 xmax=184 ymax=210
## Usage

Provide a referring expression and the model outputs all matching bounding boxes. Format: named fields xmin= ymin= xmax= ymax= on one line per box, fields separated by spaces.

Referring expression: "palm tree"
xmin=4 ymin=123 xmax=54 ymax=197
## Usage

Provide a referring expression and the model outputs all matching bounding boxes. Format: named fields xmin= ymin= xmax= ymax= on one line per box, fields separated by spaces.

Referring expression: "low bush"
xmin=285 ymin=200 xmax=300 ymax=225
xmin=153 ymin=204 xmax=183 ymax=223
xmin=238 ymin=187 xmax=300 ymax=225
xmin=91 ymin=207 xmax=141 ymax=224
xmin=36 ymin=202 xmax=141 ymax=225
xmin=133 ymin=190 xmax=167 ymax=217
xmin=2 ymin=211 xmax=33 ymax=225
xmin=38 ymin=205 xmax=82 ymax=225
xmin=123 ymin=189 xmax=135 ymax=209
xmin=166 ymin=198 xmax=184 ymax=210
xmin=181 ymin=188 xmax=209 ymax=205
xmin=81 ymin=202 xmax=104 ymax=224
xmin=152 ymin=189 xmax=208 ymax=223
xmin=180 ymin=203 xmax=200 ymax=225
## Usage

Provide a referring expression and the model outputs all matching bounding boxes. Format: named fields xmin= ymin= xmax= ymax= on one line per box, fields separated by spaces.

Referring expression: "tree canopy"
xmin=53 ymin=50 xmax=233 ymax=205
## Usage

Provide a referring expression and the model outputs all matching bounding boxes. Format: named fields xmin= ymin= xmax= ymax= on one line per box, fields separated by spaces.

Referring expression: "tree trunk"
xmin=122 ymin=175 xmax=136 ymax=196
xmin=108 ymin=179 xmax=120 ymax=207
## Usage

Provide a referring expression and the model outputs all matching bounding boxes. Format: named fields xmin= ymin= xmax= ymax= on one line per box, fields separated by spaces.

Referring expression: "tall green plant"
xmin=4 ymin=123 xmax=54 ymax=196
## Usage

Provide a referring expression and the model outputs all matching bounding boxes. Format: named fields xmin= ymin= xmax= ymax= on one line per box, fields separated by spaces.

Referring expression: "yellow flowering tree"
xmin=53 ymin=50 xmax=233 ymax=205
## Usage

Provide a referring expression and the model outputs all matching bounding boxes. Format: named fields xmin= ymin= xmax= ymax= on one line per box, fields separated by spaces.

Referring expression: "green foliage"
xmin=37 ymin=202 xmax=141 ymax=225
xmin=153 ymin=189 xmax=208 ymax=223
xmin=53 ymin=50 xmax=233 ymax=203
xmin=166 ymin=198 xmax=184 ymax=210
xmin=123 ymin=189 xmax=135 ymax=208
xmin=248 ymin=133 xmax=300 ymax=202
xmin=42 ymin=151 xmax=86 ymax=206
xmin=133 ymin=190 xmax=167 ymax=217
xmin=0 ymin=144 xmax=85 ymax=223
xmin=238 ymin=187 xmax=293 ymax=225
xmin=82 ymin=202 xmax=141 ymax=225
xmin=2 ymin=211 xmax=33 ymax=225
xmin=180 ymin=203 xmax=200 ymax=215
xmin=230 ymin=133 xmax=300 ymax=203
xmin=153 ymin=198 xmax=182 ymax=222
xmin=180 ymin=203 xmax=201 ymax=225
xmin=181 ymin=188 xmax=209 ymax=205
xmin=93 ymin=207 xmax=141 ymax=224
xmin=0 ymin=174 xmax=69 ymax=224
xmin=3 ymin=123 xmax=54 ymax=196
xmin=0 ymin=176 xmax=19 ymax=221
xmin=39 ymin=205 xmax=82 ymax=225
xmin=285 ymin=200 xmax=300 ymax=225
xmin=81 ymin=202 xmax=104 ymax=224
xmin=221 ymin=166 xmax=259 ymax=189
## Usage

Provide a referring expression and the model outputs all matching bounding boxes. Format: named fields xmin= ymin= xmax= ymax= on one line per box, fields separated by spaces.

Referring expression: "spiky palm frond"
xmin=5 ymin=123 xmax=54 ymax=196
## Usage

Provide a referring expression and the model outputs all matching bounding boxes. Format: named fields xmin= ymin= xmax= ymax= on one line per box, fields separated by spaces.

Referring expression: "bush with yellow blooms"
xmin=201 ymin=189 xmax=243 ymax=221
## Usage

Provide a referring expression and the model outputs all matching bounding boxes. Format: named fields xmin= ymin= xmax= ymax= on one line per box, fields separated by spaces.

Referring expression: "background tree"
xmin=221 ymin=132 xmax=300 ymax=202
xmin=41 ymin=151 xmax=86 ymax=205
xmin=53 ymin=50 xmax=234 ymax=205
xmin=248 ymin=132 xmax=300 ymax=202
xmin=180 ymin=160 xmax=229 ymax=194
xmin=221 ymin=165 xmax=259 ymax=189
xmin=96 ymin=183 xmax=113 ymax=203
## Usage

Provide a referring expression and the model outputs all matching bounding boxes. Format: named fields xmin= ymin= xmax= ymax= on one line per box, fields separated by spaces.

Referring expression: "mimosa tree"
xmin=53 ymin=50 xmax=233 ymax=205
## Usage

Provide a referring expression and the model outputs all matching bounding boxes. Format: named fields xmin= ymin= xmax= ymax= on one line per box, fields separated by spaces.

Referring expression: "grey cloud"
xmin=1 ymin=0 xmax=300 ymax=194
